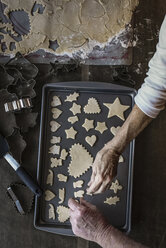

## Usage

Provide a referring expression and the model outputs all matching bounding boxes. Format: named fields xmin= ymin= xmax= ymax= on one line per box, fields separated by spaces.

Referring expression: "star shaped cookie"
xmin=65 ymin=127 xmax=77 ymax=139
xmin=103 ymin=97 xmax=130 ymax=121
xmin=70 ymin=103 xmax=81 ymax=115
xmin=95 ymin=122 xmax=107 ymax=134
xmin=82 ymin=118 xmax=94 ymax=131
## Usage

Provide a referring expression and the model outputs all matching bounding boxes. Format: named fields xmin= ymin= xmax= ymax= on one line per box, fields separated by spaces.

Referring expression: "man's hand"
xmin=87 ymin=146 xmax=120 ymax=194
xmin=68 ymin=198 xmax=110 ymax=243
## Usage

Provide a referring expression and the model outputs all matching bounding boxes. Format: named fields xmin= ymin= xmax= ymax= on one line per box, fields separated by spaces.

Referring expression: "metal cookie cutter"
xmin=4 ymin=98 xmax=32 ymax=112
xmin=7 ymin=186 xmax=25 ymax=215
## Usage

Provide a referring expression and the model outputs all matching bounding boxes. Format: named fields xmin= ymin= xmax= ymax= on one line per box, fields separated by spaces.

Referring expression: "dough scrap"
xmin=68 ymin=143 xmax=93 ymax=178
xmin=65 ymin=127 xmax=77 ymax=139
xmin=84 ymin=98 xmax=101 ymax=114
xmin=73 ymin=180 xmax=84 ymax=188
xmin=57 ymin=173 xmax=68 ymax=182
xmin=46 ymin=169 xmax=54 ymax=186
xmin=104 ymin=196 xmax=120 ymax=206
xmin=50 ymin=121 xmax=61 ymax=132
xmin=65 ymin=92 xmax=79 ymax=102
xmin=85 ymin=135 xmax=97 ymax=147
xmin=50 ymin=136 xmax=61 ymax=144
xmin=68 ymin=116 xmax=79 ymax=124
xmin=51 ymin=108 xmax=62 ymax=119
xmin=57 ymin=206 xmax=70 ymax=223
xmin=103 ymin=98 xmax=130 ymax=121
xmin=51 ymin=96 xmax=61 ymax=107
xmin=110 ymin=180 xmax=122 ymax=194
xmin=119 ymin=155 xmax=124 ymax=163
xmin=70 ymin=103 xmax=81 ymax=115
xmin=60 ymin=149 xmax=68 ymax=160
xmin=49 ymin=204 xmax=55 ymax=220
xmin=59 ymin=188 xmax=65 ymax=204
xmin=110 ymin=126 xmax=121 ymax=136
xmin=45 ymin=190 xmax=56 ymax=201
xmin=1 ymin=0 xmax=138 ymax=55
xmin=50 ymin=157 xmax=62 ymax=168
xmin=74 ymin=190 xmax=85 ymax=198
xmin=49 ymin=144 xmax=60 ymax=155
xmin=95 ymin=122 xmax=107 ymax=134
xmin=82 ymin=118 xmax=94 ymax=131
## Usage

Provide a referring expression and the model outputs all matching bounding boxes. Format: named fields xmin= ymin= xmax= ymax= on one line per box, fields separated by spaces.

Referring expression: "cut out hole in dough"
xmin=84 ymin=97 xmax=101 ymax=114
xmin=57 ymin=174 xmax=68 ymax=182
xmin=65 ymin=92 xmax=79 ymax=102
xmin=68 ymin=143 xmax=93 ymax=178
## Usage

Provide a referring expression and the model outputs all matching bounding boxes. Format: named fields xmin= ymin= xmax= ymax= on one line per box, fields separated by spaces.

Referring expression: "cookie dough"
xmin=51 ymin=108 xmax=62 ymax=119
xmin=103 ymin=98 xmax=130 ymax=121
xmin=68 ymin=143 xmax=93 ymax=178
xmin=46 ymin=169 xmax=53 ymax=186
xmin=50 ymin=121 xmax=61 ymax=132
xmin=50 ymin=136 xmax=61 ymax=144
xmin=95 ymin=122 xmax=107 ymax=134
xmin=82 ymin=118 xmax=94 ymax=131
xmin=104 ymin=196 xmax=120 ymax=206
xmin=60 ymin=149 xmax=68 ymax=160
xmin=65 ymin=92 xmax=79 ymax=102
xmin=51 ymin=96 xmax=61 ymax=107
xmin=84 ymin=98 xmax=101 ymax=114
xmin=110 ymin=126 xmax=121 ymax=136
xmin=119 ymin=155 xmax=124 ymax=163
xmin=49 ymin=204 xmax=55 ymax=220
xmin=110 ymin=180 xmax=122 ymax=194
xmin=85 ymin=135 xmax=97 ymax=147
xmin=45 ymin=190 xmax=56 ymax=201
xmin=57 ymin=173 xmax=68 ymax=182
xmin=57 ymin=205 xmax=70 ymax=223
xmin=68 ymin=116 xmax=79 ymax=124
xmin=49 ymin=144 xmax=60 ymax=155
xmin=74 ymin=190 xmax=85 ymax=198
xmin=65 ymin=127 xmax=77 ymax=139
xmin=70 ymin=103 xmax=81 ymax=115
xmin=59 ymin=188 xmax=65 ymax=204
xmin=73 ymin=180 xmax=84 ymax=188
xmin=50 ymin=157 xmax=62 ymax=168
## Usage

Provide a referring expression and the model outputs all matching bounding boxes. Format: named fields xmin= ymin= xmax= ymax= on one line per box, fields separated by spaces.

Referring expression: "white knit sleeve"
xmin=134 ymin=15 xmax=166 ymax=118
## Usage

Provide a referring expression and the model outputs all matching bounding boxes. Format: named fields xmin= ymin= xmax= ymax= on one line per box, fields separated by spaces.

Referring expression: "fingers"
xmin=87 ymin=174 xmax=103 ymax=194
xmin=87 ymin=166 xmax=97 ymax=187
xmin=68 ymin=198 xmax=82 ymax=211
xmin=80 ymin=198 xmax=96 ymax=210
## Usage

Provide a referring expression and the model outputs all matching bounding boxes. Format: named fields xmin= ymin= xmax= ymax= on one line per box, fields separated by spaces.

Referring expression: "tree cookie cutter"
xmin=4 ymin=98 xmax=32 ymax=112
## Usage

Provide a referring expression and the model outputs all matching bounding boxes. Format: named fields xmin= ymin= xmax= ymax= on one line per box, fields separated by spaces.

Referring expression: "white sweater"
xmin=134 ymin=15 xmax=166 ymax=118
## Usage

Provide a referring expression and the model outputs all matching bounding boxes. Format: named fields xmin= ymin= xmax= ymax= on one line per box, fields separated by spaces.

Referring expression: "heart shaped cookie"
xmin=45 ymin=190 xmax=55 ymax=201
xmin=85 ymin=135 xmax=97 ymax=147
xmin=68 ymin=143 xmax=93 ymax=178
xmin=110 ymin=126 xmax=121 ymax=136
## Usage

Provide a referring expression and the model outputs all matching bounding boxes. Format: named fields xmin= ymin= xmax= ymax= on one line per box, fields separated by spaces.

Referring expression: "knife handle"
xmin=16 ymin=167 xmax=42 ymax=197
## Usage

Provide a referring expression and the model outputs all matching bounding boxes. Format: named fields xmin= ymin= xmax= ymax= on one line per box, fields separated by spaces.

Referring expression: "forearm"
xmin=105 ymin=104 xmax=153 ymax=154
xmin=97 ymin=225 xmax=148 ymax=248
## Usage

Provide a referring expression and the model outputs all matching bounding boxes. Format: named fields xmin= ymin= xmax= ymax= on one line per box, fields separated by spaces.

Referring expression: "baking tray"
xmin=34 ymin=81 xmax=136 ymax=236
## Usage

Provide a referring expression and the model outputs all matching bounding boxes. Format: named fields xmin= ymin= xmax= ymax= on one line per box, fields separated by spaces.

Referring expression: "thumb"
xmin=68 ymin=198 xmax=82 ymax=211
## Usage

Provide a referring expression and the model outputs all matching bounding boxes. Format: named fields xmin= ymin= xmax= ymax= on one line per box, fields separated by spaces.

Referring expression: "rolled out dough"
xmin=1 ymin=0 xmax=138 ymax=55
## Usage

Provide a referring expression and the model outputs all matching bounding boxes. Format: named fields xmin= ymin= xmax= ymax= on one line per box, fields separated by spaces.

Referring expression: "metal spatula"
xmin=0 ymin=134 xmax=42 ymax=197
